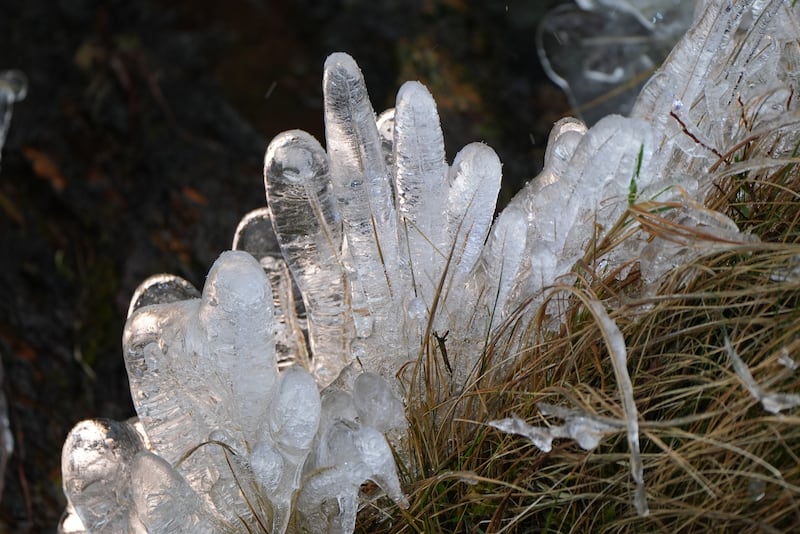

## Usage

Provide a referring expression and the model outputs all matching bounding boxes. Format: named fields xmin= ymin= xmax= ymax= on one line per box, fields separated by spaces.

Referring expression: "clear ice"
xmin=489 ymin=404 xmax=620 ymax=454
xmin=61 ymin=251 xmax=407 ymax=532
xmin=61 ymin=0 xmax=800 ymax=530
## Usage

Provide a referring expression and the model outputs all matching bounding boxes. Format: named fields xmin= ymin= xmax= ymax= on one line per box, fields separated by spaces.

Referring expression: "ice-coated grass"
xmin=355 ymin=102 xmax=800 ymax=534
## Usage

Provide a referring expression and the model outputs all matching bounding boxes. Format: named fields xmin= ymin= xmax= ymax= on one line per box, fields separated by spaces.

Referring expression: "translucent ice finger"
xmin=231 ymin=207 xmax=282 ymax=260
xmin=61 ymin=419 xmax=144 ymax=533
xmin=194 ymin=251 xmax=279 ymax=433
xmin=446 ymin=143 xmax=502 ymax=279
xmin=323 ymin=53 xmax=405 ymax=361
xmin=126 ymin=273 xmax=200 ymax=319
xmin=393 ymin=81 xmax=448 ymax=306
xmin=265 ymin=130 xmax=350 ymax=385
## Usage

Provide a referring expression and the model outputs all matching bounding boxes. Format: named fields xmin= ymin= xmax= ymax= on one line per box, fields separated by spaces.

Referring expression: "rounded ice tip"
xmin=324 ymin=52 xmax=358 ymax=73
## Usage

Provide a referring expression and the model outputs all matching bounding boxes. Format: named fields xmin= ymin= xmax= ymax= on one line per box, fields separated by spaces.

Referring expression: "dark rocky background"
xmin=0 ymin=0 xmax=567 ymax=530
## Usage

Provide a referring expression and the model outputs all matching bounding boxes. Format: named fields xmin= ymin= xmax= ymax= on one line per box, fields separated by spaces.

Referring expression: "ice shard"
xmin=0 ymin=69 xmax=27 ymax=165
xmin=586 ymin=298 xmax=647 ymax=517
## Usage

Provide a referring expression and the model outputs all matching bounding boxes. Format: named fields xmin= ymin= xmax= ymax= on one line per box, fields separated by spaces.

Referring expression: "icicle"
xmin=446 ymin=143 xmax=502 ymax=280
xmin=323 ymin=53 xmax=407 ymax=376
xmin=393 ymin=81 xmax=448 ymax=307
xmin=264 ymin=130 xmax=350 ymax=386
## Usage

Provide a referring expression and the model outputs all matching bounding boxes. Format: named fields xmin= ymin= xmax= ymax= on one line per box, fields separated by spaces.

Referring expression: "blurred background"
xmin=0 ymin=0 xmax=572 ymax=529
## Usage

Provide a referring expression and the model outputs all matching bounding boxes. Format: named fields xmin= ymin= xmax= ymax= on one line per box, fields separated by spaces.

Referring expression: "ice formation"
xmin=61 ymin=0 xmax=800 ymax=530
xmin=61 ymin=251 xmax=407 ymax=533
xmin=489 ymin=405 xmax=621 ymax=454
xmin=724 ymin=336 xmax=800 ymax=414
xmin=489 ymin=299 xmax=648 ymax=516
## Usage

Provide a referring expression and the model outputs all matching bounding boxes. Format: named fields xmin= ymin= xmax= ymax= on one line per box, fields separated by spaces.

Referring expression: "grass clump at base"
xmin=357 ymin=136 xmax=800 ymax=532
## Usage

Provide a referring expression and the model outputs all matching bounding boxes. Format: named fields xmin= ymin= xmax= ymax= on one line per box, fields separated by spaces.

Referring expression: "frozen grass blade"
xmin=583 ymin=296 xmax=649 ymax=517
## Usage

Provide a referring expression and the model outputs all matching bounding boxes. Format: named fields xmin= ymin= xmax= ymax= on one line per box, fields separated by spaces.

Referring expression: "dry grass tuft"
xmin=357 ymin=129 xmax=800 ymax=532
